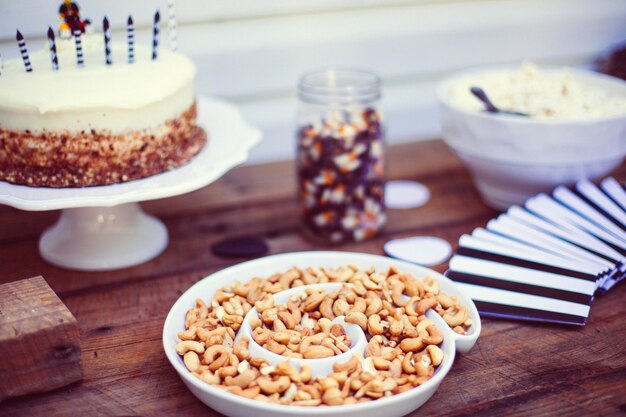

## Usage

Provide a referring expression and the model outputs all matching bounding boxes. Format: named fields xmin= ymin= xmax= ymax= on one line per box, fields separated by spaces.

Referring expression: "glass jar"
xmin=296 ymin=69 xmax=386 ymax=244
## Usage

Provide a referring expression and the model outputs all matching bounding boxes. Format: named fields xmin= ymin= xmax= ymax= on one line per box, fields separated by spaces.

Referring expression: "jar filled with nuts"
xmin=296 ymin=69 xmax=386 ymax=244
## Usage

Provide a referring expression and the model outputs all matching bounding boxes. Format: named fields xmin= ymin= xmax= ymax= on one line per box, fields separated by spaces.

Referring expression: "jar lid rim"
xmin=298 ymin=68 xmax=381 ymax=103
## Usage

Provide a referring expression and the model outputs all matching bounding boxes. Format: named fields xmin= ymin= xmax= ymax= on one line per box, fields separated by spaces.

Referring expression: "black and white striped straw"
xmin=47 ymin=27 xmax=59 ymax=70
xmin=167 ymin=0 xmax=177 ymax=52
xmin=127 ymin=15 xmax=135 ymax=64
xmin=16 ymin=30 xmax=32 ymax=72
xmin=74 ymin=29 xmax=84 ymax=67
xmin=103 ymin=16 xmax=112 ymax=65
xmin=152 ymin=10 xmax=161 ymax=60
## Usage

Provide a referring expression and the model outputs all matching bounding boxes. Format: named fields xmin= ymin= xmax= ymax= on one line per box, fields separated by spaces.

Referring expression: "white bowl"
xmin=437 ymin=66 xmax=626 ymax=210
xmin=163 ymin=251 xmax=481 ymax=417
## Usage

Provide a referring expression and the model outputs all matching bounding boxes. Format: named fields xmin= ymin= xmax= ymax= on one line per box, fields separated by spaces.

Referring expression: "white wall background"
xmin=1 ymin=0 xmax=625 ymax=163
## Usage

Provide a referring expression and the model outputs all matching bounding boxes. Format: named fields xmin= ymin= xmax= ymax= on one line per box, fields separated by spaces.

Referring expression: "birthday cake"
xmin=0 ymin=5 xmax=207 ymax=187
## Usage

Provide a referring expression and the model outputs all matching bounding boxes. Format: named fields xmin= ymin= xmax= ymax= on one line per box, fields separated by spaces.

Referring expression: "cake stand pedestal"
xmin=39 ymin=203 xmax=168 ymax=270
xmin=0 ymin=97 xmax=261 ymax=271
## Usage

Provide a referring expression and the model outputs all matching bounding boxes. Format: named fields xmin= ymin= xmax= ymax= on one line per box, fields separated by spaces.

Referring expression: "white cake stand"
xmin=0 ymin=97 xmax=262 ymax=271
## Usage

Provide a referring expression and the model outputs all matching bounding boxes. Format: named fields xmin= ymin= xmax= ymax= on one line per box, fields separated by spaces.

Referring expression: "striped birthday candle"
xmin=152 ymin=10 xmax=161 ymax=60
xmin=103 ymin=17 xmax=112 ymax=65
xmin=16 ymin=30 xmax=32 ymax=72
xmin=167 ymin=0 xmax=177 ymax=52
xmin=74 ymin=29 xmax=84 ymax=67
xmin=47 ymin=27 xmax=59 ymax=70
xmin=127 ymin=15 xmax=135 ymax=64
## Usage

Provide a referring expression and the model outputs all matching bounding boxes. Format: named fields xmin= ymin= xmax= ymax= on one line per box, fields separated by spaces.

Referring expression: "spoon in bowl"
xmin=470 ymin=86 xmax=528 ymax=117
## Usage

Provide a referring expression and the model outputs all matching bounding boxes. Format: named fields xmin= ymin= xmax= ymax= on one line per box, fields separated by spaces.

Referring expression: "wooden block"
xmin=0 ymin=276 xmax=83 ymax=401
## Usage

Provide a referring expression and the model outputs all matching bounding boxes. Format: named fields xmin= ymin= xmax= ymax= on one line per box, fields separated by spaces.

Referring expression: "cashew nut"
xmin=423 ymin=276 xmax=440 ymax=295
xmin=300 ymin=364 xmax=312 ymax=383
xmin=322 ymin=387 xmax=343 ymax=405
xmin=403 ymin=276 xmax=420 ymax=297
xmin=255 ymin=294 xmax=275 ymax=313
xmin=415 ymin=353 xmax=433 ymax=377
xmin=426 ymin=345 xmax=444 ymax=366
xmin=372 ymin=356 xmax=391 ymax=370
xmin=365 ymin=297 xmax=383 ymax=316
xmin=319 ymin=297 xmax=335 ymax=320
xmin=332 ymin=298 xmax=350 ymax=316
xmin=176 ymin=340 xmax=205 ymax=356
xmin=333 ymin=355 xmax=359 ymax=373
xmin=399 ymin=337 xmax=423 ymax=353
xmin=266 ymin=338 xmax=287 ymax=355
xmin=278 ymin=310 xmax=297 ymax=330
xmin=196 ymin=370 xmax=220 ymax=385
xmin=417 ymin=298 xmax=438 ymax=315
xmin=178 ymin=328 xmax=197 ymax=341
xmin=367 ymin=314 xmax=384 ymax=335
xmin=183 ymin=351 xmax=201 ymax=372
xmin=303 ymin=345 xmax=335 ymax=359
xmin=238 ymin=386 xmax=261 ymax=399
xmin=275 ymin=361 xmax=301 ymax=383
xmin=317 ymin=317 xmax=334 ymax=334
xmin=257 ymin=376 xmax=291 ymax=395
xmin=203 ymin=345 xmax=230 ymax=371
xmin=222 ymin=314 xmax=243 ymax=330
xmin=362 ymin=357 xmax=377 ymax=375
xmin=365 ymin=336 xmax=382 ymax=357
xmin=233 ymin=336 xmax=250 ymax=361
xmin=418 ymin=320 xmax=443 ymax=345
xmin=390 ymin=281 xmax=407 ymax=307
xmin=389 ymin=316 xmax=404 ymax=337
xmin=401 ymin=353 xmax=416 ymax=374
xmin=345 ymin=311 xmax=367 ymax=330
xmin=303 ymin=291 xmax=327 ymax=312
xmin=443 ymin=305 xmax=468 ymax=327
xmin=217 ymin=365 xmax=238 ymax=378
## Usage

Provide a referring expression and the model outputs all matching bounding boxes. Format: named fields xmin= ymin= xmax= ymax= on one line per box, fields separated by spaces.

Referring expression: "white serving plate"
xmin=163 ymin=251 xmax=481 ymax=417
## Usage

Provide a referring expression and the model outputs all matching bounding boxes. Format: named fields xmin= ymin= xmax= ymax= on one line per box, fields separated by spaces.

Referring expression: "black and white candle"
xmin=103 ymin=17 xmax=112 ymax=65
xmin=152 ymin=10 xmax=160 ymax=60
xmin=127 ymin=15 xmax=135 ymax=64
xmin=74 ymin=29 xmax=84 ymax=67
xmin=16 ymin=30 xmax=32 ymax=72
xmin=47 ymin=27 xmax=59 ymax=70
xmin=167 ymin=0 xmax=177 ymax=52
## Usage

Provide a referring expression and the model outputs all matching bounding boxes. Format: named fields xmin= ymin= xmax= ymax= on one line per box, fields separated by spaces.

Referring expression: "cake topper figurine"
xmin=15 ymin=31 xmax=32 ymax=72
xmin=58 ymin=0 xmax=91 ymax=38
xmin=103 ymin=17 xmax=112 ymax=65
xmin=152 ymin=11 xmax=161 ymax=60
xmin=127 ymin=16 xmax=135 ymax=64
xmin=167 ymin=0 xmax=177 ymax=52
xmin=47 ymin=27 xmax=59 ymax=70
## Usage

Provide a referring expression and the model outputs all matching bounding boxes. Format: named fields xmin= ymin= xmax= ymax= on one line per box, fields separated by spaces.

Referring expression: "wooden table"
xmin=1 ymin=139 xmax=625 ymax=416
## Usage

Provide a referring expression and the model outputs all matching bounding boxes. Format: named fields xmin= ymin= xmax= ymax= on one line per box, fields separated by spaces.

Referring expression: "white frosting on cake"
xmin=0 ymin=34 xmax=196 ymax=133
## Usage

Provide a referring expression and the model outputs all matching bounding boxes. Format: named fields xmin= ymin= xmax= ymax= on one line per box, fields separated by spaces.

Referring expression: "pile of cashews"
xmin=252 ymin=290 xmax=354 ymax=359
xmin=176 ymin=264 xmax=472 ymax=406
